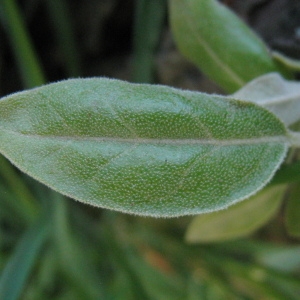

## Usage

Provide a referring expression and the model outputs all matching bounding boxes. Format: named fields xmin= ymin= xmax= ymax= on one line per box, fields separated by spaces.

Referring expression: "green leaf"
xmin=185 ymin=185 xmax=286 ymax=243
xmin=169 ymin=0 xmax=278 ymax=92
xmin=233 ymin=73 xmax=300 ymax=126
xmin=285 ymin=184 xmax=300 ymax=238
xmin=256 ymin=245 xmax=300 ymax=272
xmin=0 ymin=78 xmax=290 ymax=217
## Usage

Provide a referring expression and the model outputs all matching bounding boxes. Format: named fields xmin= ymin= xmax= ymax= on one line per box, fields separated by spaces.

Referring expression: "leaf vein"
xmin=184 ymin=0 xmax=245 ymax=87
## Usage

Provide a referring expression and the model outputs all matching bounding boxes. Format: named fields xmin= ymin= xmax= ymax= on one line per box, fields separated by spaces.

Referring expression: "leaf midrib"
xmin=0 ymin=128 xmax=288 ymax=146
xmin=183 ymin=0 xmax=245 ymax=88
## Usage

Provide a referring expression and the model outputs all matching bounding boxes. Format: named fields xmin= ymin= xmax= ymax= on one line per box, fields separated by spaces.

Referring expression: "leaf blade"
xmin=169 ymin=0 xmax=278 ymax=92
xmin=185 ymin=185 xmax=286 ymax=243
xmin=233 ymin=73 xmax=300 ymax=126
xmin=0 ymin=78 xmax=288 ymax=217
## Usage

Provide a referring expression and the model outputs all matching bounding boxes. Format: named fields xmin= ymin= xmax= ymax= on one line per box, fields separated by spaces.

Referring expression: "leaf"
xmin=0 ymin=78 xmax=290 ymax=217
xmin=233 ymin=73 xmax=300 ymax=126
xmin=256 ymin=245 xmax=300 ymax=272
xmin=169 ymin=0 xmax=278 ymax=92
xmin=285 ymin=184 xmax=300 ymax=238
xmin=185 ymin=185 xmax=286 ymax=243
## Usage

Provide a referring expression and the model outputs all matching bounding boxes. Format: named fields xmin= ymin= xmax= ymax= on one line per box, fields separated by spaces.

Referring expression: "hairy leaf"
xmin=169 ymin=0 xmax=278 ymax=92
xmin=0 ymin=78 xmax=289 ymax=217
xmin=233 ymin=73 xmax=300 ymax=126
xmin=185 ymin=185 xmax=286 ymax=243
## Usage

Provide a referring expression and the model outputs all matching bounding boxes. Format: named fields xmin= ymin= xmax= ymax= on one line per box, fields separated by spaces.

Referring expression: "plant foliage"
xmin=0 ymin=78 xmax=294 ymax=217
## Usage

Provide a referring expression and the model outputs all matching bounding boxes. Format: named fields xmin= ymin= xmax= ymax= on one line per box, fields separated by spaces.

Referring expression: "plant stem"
xmin=272 ymin=51 xmax=300 ymax=72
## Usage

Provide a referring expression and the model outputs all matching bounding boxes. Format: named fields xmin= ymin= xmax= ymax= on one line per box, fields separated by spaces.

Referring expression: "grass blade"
xmin=46 ymin=0 xmax=81 ymax=77
xmin=132 ymin=0 xmax=167 ymax=83
xmin=0 ymin=214 xmax=49 ymax=300
xmin=0 ymin=0 xmax=45 ymax=88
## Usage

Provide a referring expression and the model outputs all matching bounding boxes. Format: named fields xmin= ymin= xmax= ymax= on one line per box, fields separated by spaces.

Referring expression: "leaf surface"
xmin=185 ymin=185 xmax=286 ymax=243
xmin=233 ymin=73 xmax=300 ymax=126
xmin=0 ymin=78 xmax=289 ymax=217
xmin=169 ymin=0 xmax=278 ymax=92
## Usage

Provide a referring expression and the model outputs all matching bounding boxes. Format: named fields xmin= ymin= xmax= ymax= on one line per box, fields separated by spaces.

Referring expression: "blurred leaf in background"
xmin=285 ymin=183 xmax=300 ymax=238
xmin=185 ymin=185 xmax=286 ymax=243
xmin=169 ymin=0 xmax=280 ymax=92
